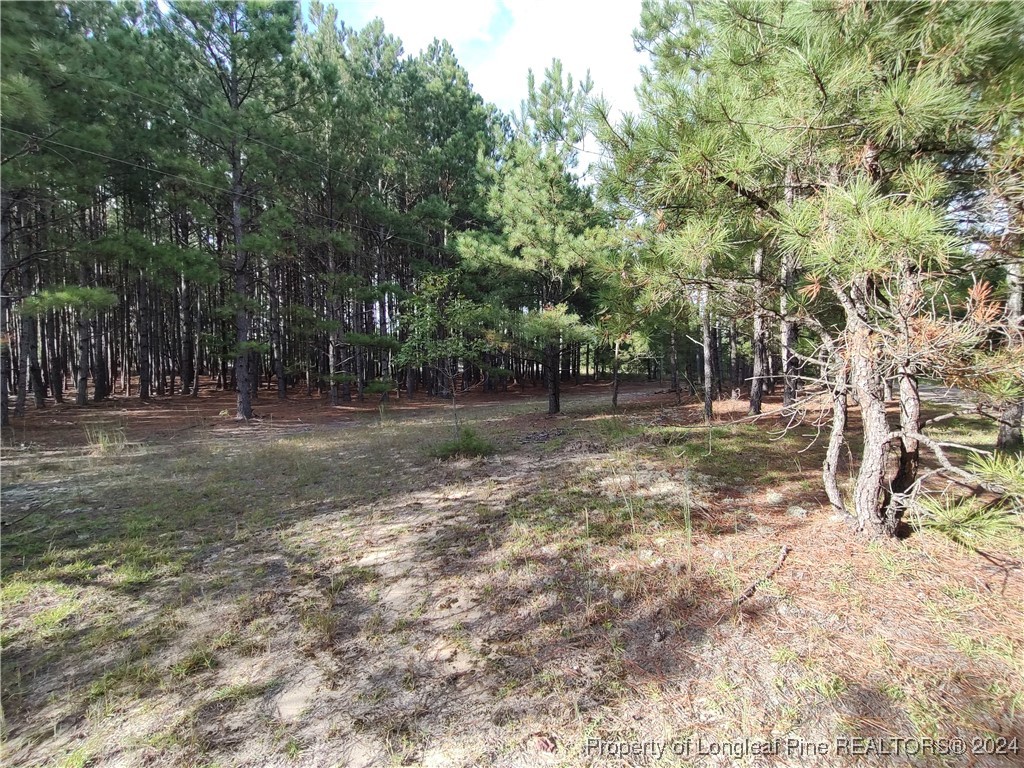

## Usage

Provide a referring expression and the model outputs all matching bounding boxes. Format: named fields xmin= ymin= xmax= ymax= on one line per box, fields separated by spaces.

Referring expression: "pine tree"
xmin=602 ymin=0 xmax=1024 ymax=536
xmin=461 ymin=61 xmax=600 ymax=415
xmin=153 ymin=0 xmax=301 ymax=419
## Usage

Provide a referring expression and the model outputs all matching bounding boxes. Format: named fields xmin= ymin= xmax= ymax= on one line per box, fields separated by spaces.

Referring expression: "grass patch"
xmin=31 ymin=600 xmax=80 ymax=638
xmin=88 ymin=660 xmax=161 ymax=702
xmin=211 ymin=679 xmax=278 ymax=702
xmin=170 ymin=648 xmax=218 ymax=679
xmin=84 ymin=425 xmax=129 ymax=456
xmin=430 ymin=427 xmax=495 ymax=459
xmin=2 ymin=389 xmax=1021 ymax=768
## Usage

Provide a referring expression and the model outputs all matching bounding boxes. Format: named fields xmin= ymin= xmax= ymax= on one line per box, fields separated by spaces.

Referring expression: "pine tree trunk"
xmin=888 ymin=368 xmax=921 ymax=524
xmin=270 ymin=267 xmax=285 ymax=399
xmin=823 ymin=363 xmax=848 ymax=515
xmin=545 ymin=340 xmax=560 ymax=415
xmin=729 ymin=320 xmax=739 ymax=398
xmin=29 ymin=314 xmax=45 ymax=408
xmin=612 ymin=339 xmax=620 ymax=410
xmin=231 ymin=151 xmax=253 ymax=420
xmin=701 ymin=294 xmax=713 ymax=424
xmin=781 ymin=169 xmax=799 ymax=408
xmin=670 ymin=329 xmax=680 ymax=404
xmin=91 ymin=313 xmax=108 ymax=401
xmin=356 ymin=343 xmax=365 ymax=401
xmin=0 ymin=295 xmax=10 ymax=427
xmin=749 ymin=248 xmax=768 ymax=415
xmin=845 ymin=278 xmax=897 ymax=536
xmin=997 ymin=260 xmax=1022 ymax=450
xmin=181 ymin=278 xmax=195 ymax=397
xmin=15 ymin=272 xmax=31 ymax=416
xmin=76 ymin=310 xmax=90 ymax=407
xmin=46 ymin=309 xmax=62 ymax=403
xmin=0 ymin=192 xmax=10 ymax=426
xmin=711 ymin=323 xmax=723 ymax=399
xmin=138 ymin=278 xmax=151 ymax=400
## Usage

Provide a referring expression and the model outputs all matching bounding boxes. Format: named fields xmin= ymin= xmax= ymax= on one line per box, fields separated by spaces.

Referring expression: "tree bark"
xmin=0 ymin=296 xmax=10 ymax=427
xmin=231 ymin=144 xmax=253 ymax=420
xmin=270 ymin=267 xmax=285 ymax=399
xmin=181 ymin=277 xmax=195 ymax=397
xmin=823 ymin=363 xmax=848 ymax=515
xmin=76 ymin=310 xmax=90 ymax=407
xmin=612 ymin=338 xmax=620 ymax=410
xmin=15 ymin=285 xmax=30 ymax=416
xmin=844 ymin=278 xmax=897 ymax=536
xmin=91 ymin=313 xmax=108 ymax=401
xmin=29 ymin=313 xmax=45 ymax=408
xmin=46 ymin=309 xmax=63 ymax=403
xmin=138 ymin=278 xmax=151 ymax=400
xmin=670 ymin=329 xmax=680 ymax=405
xmin=781 ymin=168 xmax=798 ymax=408
xmin=545 ymin=340 xmax=560 ymax=415
xmin=749 ymin=248 xmax=768 ymax=415
xmin=890 ymin=368 xmax=920 ymax=505
xmin=701 ymin=293 xmax=713 ymax=424
xmin=997 ymin=260 xmax=1022 ymax=450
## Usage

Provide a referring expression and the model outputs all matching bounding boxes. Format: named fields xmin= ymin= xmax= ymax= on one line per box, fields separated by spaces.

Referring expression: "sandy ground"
xmin=2 ymin=381 xmax=1022 ymax=767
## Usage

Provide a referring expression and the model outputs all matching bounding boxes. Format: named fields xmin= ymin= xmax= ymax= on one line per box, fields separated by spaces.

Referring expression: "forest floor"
xmin=1 ymin=381 xmax=1022 ymax=768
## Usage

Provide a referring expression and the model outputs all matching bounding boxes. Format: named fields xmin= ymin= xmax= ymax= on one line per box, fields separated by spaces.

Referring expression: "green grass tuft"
xmin=170 ymin=648 xmax=218 ymax=679
xmin=430 ymin=427 xmax=494 ymax=459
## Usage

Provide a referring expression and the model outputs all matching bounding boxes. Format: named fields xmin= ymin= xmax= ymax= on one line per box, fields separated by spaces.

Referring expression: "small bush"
xmin=431 ymin=427 xmax=494 ymax=460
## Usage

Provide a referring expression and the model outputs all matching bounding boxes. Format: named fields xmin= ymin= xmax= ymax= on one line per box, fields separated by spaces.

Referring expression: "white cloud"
xmin=471 ymin=0 xmax=643 ymax=117
xmin=334 ymin=0 xmax=645 ymax=119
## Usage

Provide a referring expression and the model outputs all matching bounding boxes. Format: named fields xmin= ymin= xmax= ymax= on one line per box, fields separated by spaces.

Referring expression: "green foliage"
xmin=21 ymin=287 xmax=117 ymax=317
xmin=521 ymin=305 xmax=593 ymax=347
xmin=969 ymin=454 xmax=1024 ymax=502
xmin=775 ymin=179 xmax=958 ymax=280
xmin=344 ymin=333 xmax=401 ymax=351
xmin=364 ymin=379 xmax=395 ymax=395
xmin=430 ymin=427 xmax=494 ymax=460
xmin=916 ymin=497 xmax=1021 ymax=550
xmin=396 ymin=271 xmax=495 ymax=371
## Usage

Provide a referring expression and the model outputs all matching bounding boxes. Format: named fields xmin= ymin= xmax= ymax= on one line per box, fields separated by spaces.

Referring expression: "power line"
xmin=3 ymin=127 xmax=452 ymax=256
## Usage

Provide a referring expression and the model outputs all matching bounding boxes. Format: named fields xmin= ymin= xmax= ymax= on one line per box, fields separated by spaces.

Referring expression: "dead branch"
xmin=906 ymin=431 xmax=1006 ymax=495
xmin=920 ymin=407 xmax=983 ymax=428
xmin=732 ymin=544 xmax=792 ymax=608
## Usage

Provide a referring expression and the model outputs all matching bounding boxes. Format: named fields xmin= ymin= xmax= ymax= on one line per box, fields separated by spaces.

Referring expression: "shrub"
xmin=430 ymin=427 xmax=494 ymax=460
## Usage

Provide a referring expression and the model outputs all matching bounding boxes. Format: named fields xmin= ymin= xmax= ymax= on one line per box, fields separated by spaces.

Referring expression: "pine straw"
xmin=3 ymin=385 xmax=1022 ymax=767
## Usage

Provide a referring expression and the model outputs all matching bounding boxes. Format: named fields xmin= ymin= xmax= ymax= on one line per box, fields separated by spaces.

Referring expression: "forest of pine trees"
xmin=2 ymin=1 xmax=1023 ymax=539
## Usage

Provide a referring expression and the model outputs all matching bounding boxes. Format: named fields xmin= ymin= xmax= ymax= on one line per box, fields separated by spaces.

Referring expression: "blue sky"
xmin=326 ymin=1 xmax=645 ymax=117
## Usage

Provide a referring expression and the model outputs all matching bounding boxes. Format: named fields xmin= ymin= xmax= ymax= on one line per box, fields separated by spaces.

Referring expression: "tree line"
xmin=2 ymin=0 xmax=1022 ymax=539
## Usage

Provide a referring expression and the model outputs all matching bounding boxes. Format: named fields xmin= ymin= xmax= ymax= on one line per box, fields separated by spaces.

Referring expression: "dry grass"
xmin=1 ymin=383 xmax=1022 ymax=767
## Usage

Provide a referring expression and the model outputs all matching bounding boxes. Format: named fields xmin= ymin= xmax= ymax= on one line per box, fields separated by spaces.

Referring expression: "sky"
xmin=329 ymin=0 xmax=646 ymax=118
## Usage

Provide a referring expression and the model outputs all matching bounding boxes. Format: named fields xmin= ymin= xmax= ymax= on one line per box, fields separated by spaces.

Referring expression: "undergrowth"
xmin=430 ymin=427 xmax=494 ymax=459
